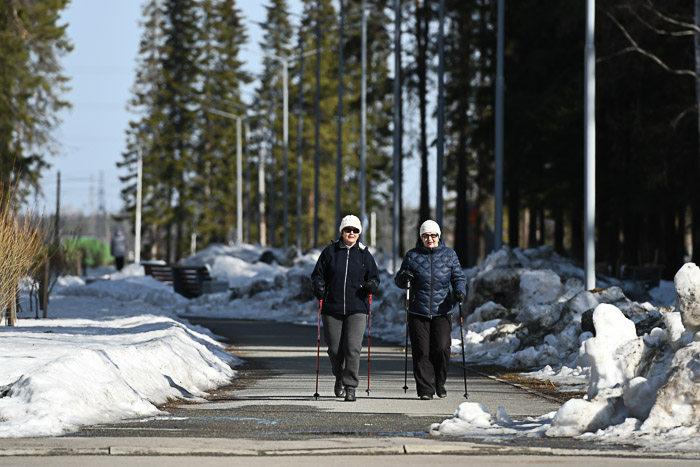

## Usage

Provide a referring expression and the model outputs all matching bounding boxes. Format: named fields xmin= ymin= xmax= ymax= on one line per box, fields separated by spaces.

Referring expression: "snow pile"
xmin=0 ymin=315 xmax=238 ymax=437
xmin=433 ymin=258 xmax=700 ymax=450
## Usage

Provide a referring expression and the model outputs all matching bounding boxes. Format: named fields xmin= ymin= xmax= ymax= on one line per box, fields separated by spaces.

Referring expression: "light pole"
xmin=584 ymin=0 xmax=596 ymax=290
xmin=436 ymin=0 xmax=445 ymax=226
xmin=360 ymin=0 xmax=367 ymax=232
xmin=207 ymin=107 xmax=244 ymax=244
xmin=494 ymin=0 xmax=505 ymax=251
xmin=135 ymin=147 xmax=142 ymax=263
xmin=393 ymin=0 xmax=401 ymax=271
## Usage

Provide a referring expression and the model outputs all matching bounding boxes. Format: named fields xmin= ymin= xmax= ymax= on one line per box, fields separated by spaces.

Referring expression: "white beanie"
xmin=419 ymin=220 xmax=441 ymax=237
xmin=339 ymin=214 xmax=362 ymax=235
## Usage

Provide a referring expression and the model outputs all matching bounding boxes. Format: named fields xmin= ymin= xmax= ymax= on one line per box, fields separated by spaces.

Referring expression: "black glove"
xmin=454 ymin=290 xmax=465 ymax=304
xmin=400 ymin=270 xmax=414 ymax=285
xmin=313 ymin=285 xmax=326 ymax=301
xmin=364 ymin=281 xmax=378 ymax=295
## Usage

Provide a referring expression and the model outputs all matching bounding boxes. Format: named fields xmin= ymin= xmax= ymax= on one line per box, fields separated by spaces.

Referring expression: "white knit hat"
xmin=339 ymin=214 xmax=362 ymax=235
xmin=419 ymin=220 xmax=441 ymax=237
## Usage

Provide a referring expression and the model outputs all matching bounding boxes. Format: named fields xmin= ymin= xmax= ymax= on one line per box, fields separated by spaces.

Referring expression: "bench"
xmin=142 ymin=263 xmax=174 ymax=285
xmin=620 ymin=265 xmax=664 ymax=290
xmin=171 ymin=265 xmax=229 ymax=298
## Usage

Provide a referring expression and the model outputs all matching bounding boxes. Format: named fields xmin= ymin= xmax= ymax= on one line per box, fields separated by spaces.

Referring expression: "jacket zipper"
xmin=429 ymin=251 xmax=434 ymax=318
xmin=343 ymin=247 xmax=350 ymax=315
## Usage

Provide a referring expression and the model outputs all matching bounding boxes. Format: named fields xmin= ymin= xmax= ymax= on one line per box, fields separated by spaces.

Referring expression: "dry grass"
xmin=0 ymin=181 xmax=44 ymax=325
xmin=471 ymin=364 xmax=587 ymax=403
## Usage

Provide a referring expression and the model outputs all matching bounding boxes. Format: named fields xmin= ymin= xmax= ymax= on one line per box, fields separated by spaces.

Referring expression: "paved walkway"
xmin=1 ymin=319 xmax=698 ymax=464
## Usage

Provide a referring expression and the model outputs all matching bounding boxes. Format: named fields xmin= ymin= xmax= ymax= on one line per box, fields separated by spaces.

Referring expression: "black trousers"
xmin=408 ymin=313 xmax=452 ymax=397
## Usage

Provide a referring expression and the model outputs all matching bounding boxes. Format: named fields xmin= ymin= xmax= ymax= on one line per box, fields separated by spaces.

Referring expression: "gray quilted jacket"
xmin=394 ymin=239 xmax=466 ymax=318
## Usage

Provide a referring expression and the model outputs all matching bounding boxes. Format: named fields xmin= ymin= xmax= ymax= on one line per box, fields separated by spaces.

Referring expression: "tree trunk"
xmin=455 ymin=127 xmax=468 ymax=265
xmin=554 ymin=207 xmax=564 ymax=254
xmin=507 ymin=177 xmax=519 ymax=248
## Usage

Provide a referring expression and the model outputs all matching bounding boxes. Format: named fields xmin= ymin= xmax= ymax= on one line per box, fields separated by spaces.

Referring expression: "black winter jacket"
xmin=394 ymin=239 xmax=466 ymax=318
xmin=311 ymin=240 xmax=380 ymax=315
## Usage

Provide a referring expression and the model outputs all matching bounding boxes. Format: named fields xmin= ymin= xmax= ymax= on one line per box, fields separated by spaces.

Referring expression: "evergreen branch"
xmin=605 ymin=11 xmax=695 ymax=77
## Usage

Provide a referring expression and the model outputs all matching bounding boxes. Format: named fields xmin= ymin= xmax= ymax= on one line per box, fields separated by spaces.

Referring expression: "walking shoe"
xmin=436 ymin=386 xmax=447 ymax=398
xmin=419 ymin=394 xmax=433 ymax=400
xmin=344 ymin=387 xmax=356 ymax=402
xmin=334 ymin=379 xmax=345 ymax=398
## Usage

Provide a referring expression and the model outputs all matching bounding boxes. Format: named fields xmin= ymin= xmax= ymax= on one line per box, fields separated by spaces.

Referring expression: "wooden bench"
xmin=142 ymin=263 xmax=174 ymax=285
xmin=171 ymin=265 xmax=228 ymax=298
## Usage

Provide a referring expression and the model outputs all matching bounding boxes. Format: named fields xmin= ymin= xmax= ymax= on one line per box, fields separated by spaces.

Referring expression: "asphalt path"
xmin=2 ymin=318 xmax=699 ymax=463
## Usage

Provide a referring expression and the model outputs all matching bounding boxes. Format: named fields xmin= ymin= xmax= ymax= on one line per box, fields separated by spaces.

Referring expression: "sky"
xmin=3 ymin=240 xmax=700 ymax=453
xmin=43 ymin=0 xmax=303 ymax=215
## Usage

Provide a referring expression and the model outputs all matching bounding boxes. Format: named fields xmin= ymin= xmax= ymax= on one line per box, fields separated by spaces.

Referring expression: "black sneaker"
xmin=436 ymin=386 xmax=447 ymax=398
xmin=334 ymin=379 xmax=345 ymax=398
xmin=419 ymin=394 xmax=433 ymax=400
xmin=344 ymin=387 xmax=356 ymax=402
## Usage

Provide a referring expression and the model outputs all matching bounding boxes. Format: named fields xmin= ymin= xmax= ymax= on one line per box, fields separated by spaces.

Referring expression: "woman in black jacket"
xmin=311 ymin=215 xmax=380 ymax=402
xmin=394 ymin=220 xmax=466 ymax=400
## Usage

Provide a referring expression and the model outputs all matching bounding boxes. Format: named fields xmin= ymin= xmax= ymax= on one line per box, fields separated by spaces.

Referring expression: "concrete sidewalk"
xmin=0 ymin=319 xmax=696 ymax=463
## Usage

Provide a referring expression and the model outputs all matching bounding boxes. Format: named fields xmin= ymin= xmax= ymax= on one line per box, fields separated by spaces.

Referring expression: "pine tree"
xmin=0 ymin=0 xmax=71 ymax=195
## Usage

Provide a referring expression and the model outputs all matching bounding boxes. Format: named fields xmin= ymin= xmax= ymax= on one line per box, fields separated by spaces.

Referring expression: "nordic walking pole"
xmin=366 ymin=294 xmax=372 ymax=396
xmin=458 ymin=300 xmax=469 ymax=399
xmin=314 ymin=299 xmax=323 ymax=400
xmin=403 ymin=283 xmax=410 ymax=393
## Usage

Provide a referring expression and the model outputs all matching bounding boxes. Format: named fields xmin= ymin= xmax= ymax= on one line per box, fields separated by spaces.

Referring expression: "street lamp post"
xmin=207 ymin=107 xmax=244 ymax=244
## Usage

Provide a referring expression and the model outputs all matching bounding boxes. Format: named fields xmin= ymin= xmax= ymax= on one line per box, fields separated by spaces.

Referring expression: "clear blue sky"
xmin=44 ymin=0 xmax=302 ymax=215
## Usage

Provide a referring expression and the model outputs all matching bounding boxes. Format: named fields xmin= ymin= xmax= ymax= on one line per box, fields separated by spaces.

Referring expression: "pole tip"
xmin=314 ymin=393 xmax=319 ymax=400
xmin=463 ymin=393 xmax=469 ymax=399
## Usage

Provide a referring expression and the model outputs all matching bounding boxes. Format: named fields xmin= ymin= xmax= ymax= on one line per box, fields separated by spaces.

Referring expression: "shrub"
xmin=0 ymin=183 xmax=44 ymax=325
xmin=63 ymin=237 xmax=113 ymax=268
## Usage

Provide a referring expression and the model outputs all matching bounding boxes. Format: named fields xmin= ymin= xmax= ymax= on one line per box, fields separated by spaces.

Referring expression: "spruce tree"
xmin=0 ymin=0 xmax=71 ymax=195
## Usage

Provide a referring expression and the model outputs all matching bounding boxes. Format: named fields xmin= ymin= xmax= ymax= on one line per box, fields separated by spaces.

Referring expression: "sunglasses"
xmin=343 ymin=227 xmax=360 ymax=234
xmin=421 ymin=233 xmax=439 ymax=239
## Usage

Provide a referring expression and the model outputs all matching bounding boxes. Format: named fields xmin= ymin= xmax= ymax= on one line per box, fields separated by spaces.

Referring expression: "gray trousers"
xmin=322 ymin=313 xmax=367 ymax=388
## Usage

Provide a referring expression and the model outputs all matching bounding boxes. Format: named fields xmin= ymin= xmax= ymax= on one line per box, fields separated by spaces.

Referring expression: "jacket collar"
xmin=334 ymin=238 xmax=366 ymax=250
xmin=415 ymin=237 xmax=445 ymax=253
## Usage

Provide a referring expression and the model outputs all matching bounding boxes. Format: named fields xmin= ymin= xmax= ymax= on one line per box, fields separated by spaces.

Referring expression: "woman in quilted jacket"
xmin=394 ymin=220 xmax=466 ymax=400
